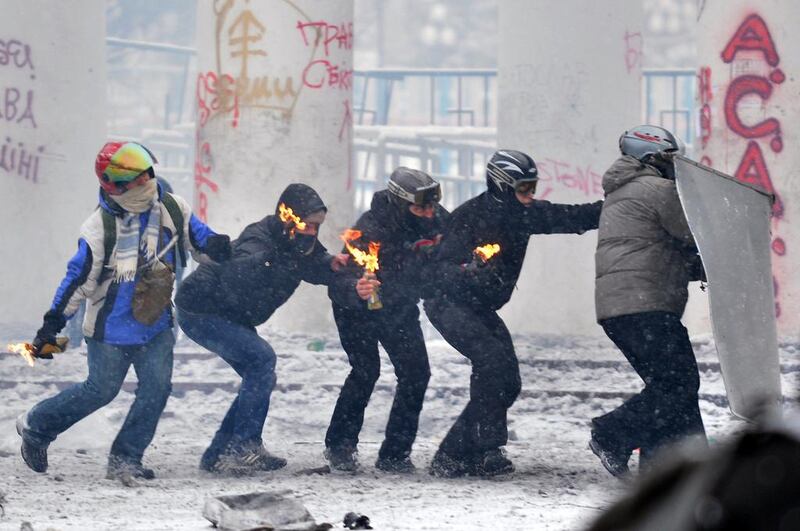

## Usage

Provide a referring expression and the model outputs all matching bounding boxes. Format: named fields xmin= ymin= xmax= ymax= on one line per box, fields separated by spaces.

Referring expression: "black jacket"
xmin=328 ymin=190 xmax=449 ymax=311
xmin=430 ymin=192 xmax=602 ymax=311
xmin=176 ymin=215 xmax=334 ymax=327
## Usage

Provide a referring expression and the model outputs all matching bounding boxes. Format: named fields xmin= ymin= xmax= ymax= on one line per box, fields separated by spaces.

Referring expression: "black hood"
xmin=275 ymin=183 xmax=327 ymax=218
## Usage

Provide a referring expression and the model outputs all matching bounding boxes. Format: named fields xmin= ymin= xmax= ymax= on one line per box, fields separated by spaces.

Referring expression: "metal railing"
xmin=353 ymin=68 xmax=497 ymax=127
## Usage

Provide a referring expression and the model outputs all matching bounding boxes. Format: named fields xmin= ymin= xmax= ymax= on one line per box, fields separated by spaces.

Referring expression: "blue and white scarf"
xmin=112 ymin=179 xmax=161 ymax=282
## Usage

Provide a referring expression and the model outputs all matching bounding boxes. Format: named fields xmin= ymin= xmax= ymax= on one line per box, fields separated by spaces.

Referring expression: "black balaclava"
xmin=275 ymin=183 xmax=327 ymax=255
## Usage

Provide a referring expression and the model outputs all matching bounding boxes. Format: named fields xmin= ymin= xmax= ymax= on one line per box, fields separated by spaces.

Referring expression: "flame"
xmin=340 ymin=229 xmax=380 ymax=273
xmin=474 ymin=243 xmax=501 ymax=262
xmin=278 ymin=203 xmax=307 ymax=231
xmin=8 ymin=342 xmax=35 ymax=367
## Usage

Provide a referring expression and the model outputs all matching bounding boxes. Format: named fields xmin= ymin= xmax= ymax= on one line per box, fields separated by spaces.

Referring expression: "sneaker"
xmin=429 ymin=450 xmax=475 ymax=478
xmin=16 ymin=414 xmax=48 ymax=473
xmin=212 ymin=443 xmax=287 ymax=476
xmin=253 ymin=445 xmax=288 ymax=471
xmin=324 ymin=446 xmax=359 ymax=472
xmin=107 ymin=455 xmax=155 ymax=480
xmin=475 ymin=448 xmax=514 ymax=477
xmin=589 ymin=431 xmax=630 ymax=477
xmin=375 ymin=455 xmax=416 ymax=474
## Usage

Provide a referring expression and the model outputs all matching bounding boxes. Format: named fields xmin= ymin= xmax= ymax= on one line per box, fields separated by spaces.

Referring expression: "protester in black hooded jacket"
xmin=175 ymin=183 xmax=349 ymax=475
xmin=426 ymin=150 xmax=602 ymax=478
xmin=325 ymin=168 xmax=448 ymax=473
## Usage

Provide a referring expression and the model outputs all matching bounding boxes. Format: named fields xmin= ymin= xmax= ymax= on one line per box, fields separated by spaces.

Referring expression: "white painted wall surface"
xmin=194 ymin=0 xmax=354 ymax=331
xmin=0 ymin=1 xmax=106 ymax=327
xmin=694 ymin=0 xmax=800 ymax=337
xmin=497 ymin=0 xmax=644 ymax=336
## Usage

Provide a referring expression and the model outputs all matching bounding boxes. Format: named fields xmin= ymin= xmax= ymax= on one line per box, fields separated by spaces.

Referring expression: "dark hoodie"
xmin=328 ymin=190 xmax=449 ymax=310
xmin=176 ymin=184 xmax=334 ymax=327
xmin=595 ymin=155 xmax=697 ymax=321
xmin=429 ymin=191 xmax=602 ymax=311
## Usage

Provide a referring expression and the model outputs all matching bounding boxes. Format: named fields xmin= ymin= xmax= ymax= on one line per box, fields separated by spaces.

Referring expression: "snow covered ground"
xmin=1 ymin=323 xmax=797 ymax=530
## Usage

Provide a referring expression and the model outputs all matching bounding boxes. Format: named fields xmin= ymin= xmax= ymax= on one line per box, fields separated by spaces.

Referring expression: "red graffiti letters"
xmin=734 ymin=141 xmax=783 ymax=217
xmin=623 ymin=31 xmax=643 ymax=74
xmin=721 ymin=14 xmax=784 ymax=219
xmin=724 ymin=75 xmax=781 ymax=141
xmin=296 ymin=21 xmax=353 ymax=56
xmin=297 ymin=20 xmax=354 ymax=91
xmin=721 ymin=14 xmax=779 ymax=66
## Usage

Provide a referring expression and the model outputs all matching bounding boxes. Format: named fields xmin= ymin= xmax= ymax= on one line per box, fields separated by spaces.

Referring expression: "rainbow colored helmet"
xmin=95 ymin=141 xmax=158 ymax=194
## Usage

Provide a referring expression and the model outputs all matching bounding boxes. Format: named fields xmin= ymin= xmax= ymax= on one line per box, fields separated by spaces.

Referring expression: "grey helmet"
xmin=619 ymin=125 xmax=685 ymax=162
xmin=387 ymin=167 xmax=442 ymax=207
xmin=486 ymin=149 xmax=539 ymax=200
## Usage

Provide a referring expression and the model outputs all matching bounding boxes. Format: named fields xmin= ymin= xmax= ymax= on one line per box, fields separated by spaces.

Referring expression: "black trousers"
xmin=592 ymin=311 xmax=706 ymax=456
xmin=425 ymin=298 xmax=521 ymax=460
xmin=325 ymin=302 xmax=431 ymax=460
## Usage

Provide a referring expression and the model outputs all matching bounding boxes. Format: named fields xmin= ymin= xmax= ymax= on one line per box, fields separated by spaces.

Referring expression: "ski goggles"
xmin=514 ymin=179 xmax=538 ymax=196
xmin=387 ymin=180 xmax=442 ymax=206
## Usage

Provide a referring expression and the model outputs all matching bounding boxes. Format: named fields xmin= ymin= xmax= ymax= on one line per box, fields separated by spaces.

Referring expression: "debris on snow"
xmin=203 ymin=491 xmax=330 ymax=531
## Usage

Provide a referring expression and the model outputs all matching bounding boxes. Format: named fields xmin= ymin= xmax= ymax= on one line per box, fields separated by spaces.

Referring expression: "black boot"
xmin=375 ymin=455 xmax=416 ymax=474
xmin=429 ymin=450 xmax=475 ymax=478
xmin=16 ymin=414 xmax=48 ymax=474
xmin=475 ymin=448 xmax=514 ymax=477
xmin=589 ymin=431 xmax=630 ymax=477
xmin=325 ymin=446 xmax=359 ymax=472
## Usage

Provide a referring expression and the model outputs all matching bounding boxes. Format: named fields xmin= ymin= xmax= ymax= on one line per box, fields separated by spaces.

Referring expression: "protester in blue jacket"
xmin=16 ymin=141 xmax=230 ymax=481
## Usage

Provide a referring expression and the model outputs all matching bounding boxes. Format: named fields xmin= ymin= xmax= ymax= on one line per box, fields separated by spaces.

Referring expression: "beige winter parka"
xmin=594 ymin=155 xmax=697 ymax=322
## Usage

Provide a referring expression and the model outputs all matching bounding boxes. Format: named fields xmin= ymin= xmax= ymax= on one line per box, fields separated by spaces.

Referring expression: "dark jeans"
xmin=592 ymin=311 xmax=706 ymax=456
xmin=24 ymin=329 xmax=175 ymax=463
xmin=176 ymin=309 xmax=277 ymax=465
xmin=326 ymin=303 xmax=431 ymax=460
xmin=425 ymin=298 xmax=521 ymax=460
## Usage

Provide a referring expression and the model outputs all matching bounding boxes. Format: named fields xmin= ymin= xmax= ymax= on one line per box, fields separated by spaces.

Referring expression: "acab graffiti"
xmin=701 ymin=13 xmax=787 ymax=316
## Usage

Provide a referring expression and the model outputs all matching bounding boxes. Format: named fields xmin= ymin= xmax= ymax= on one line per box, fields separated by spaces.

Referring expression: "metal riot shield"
xmin=674 ymin=155 xmax=781 ymax=420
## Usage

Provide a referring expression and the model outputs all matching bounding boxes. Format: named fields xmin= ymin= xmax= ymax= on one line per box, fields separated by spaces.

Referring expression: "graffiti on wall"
xmin=1 ymin=38 xmax=45 ymax=183
xmin=194 ymin=0 xmax=354 ymax=220
xmin=700 ymin=13 xmax=786 ymax=316
xmin=623 ymin=30 xmax=643 ymax=74
xmin=536 ymin=158 xmax=603 ymax=200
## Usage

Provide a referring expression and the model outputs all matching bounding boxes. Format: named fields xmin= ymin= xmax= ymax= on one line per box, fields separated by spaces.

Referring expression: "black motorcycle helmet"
xmin=387 ymin=167 xmax=441 ymax=208
xmin=486 ymin=150 xmax=539 ymax=201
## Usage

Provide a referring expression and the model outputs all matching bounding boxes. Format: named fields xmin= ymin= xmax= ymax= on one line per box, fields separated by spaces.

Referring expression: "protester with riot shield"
xmin=589 ymin=125 xmax=707 ymax=478
xmin=15 ymin=141 xmax=230 ymax=481
xmin=425 ymin=150 xmax=602 ymax=477
xmin=325 ymin=168 xmax=448 ymax=473
xmin=175 ymin=184 xmax=354 ymax=476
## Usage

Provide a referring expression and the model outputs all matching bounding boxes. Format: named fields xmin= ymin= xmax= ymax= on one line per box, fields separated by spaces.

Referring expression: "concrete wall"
xmin=195 ymin=0 xmax=354 ymax=331
xmin=497 ymin=0 xmax=643 ymax=336
xmin=0 ymin=1 xmax=106 ymax=327
xmin=695 ymin=1 xmax=800 ymax=337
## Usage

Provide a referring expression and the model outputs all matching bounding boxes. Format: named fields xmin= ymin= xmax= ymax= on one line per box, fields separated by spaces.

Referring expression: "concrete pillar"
xmin=497 ymin=0 xmax=643 ymax=336
xmin=696 ymin=1 xmax=800 ymax=336
xmin=0 ymin=1 xmax=106 ymax=328
xmin=195 ymin=0 xmax=354 ymax=331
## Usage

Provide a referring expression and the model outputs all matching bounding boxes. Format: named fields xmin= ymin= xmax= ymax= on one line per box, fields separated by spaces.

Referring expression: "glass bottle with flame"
xmin=474 ymin=243 xmax=501 ymax=265
xmin=341 ymin=229 xmax=383 ymax=310
xmin=278 ymin=203 xmax=307 ymax=237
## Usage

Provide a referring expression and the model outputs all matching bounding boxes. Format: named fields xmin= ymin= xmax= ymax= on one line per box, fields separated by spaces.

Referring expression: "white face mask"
xmin=112 ymin=178 xmax=158 ymax=213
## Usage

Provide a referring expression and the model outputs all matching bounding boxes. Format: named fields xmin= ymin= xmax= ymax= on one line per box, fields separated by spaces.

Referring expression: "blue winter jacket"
xmin=49 ymin=184 xmax=217 ymax=345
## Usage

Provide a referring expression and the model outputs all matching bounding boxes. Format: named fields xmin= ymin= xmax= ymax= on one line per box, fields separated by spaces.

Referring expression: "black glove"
xmin=205 ymin=234 xmax=232 ymax=263
xmin=32 ymin=310 xmax=66 ymax=359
